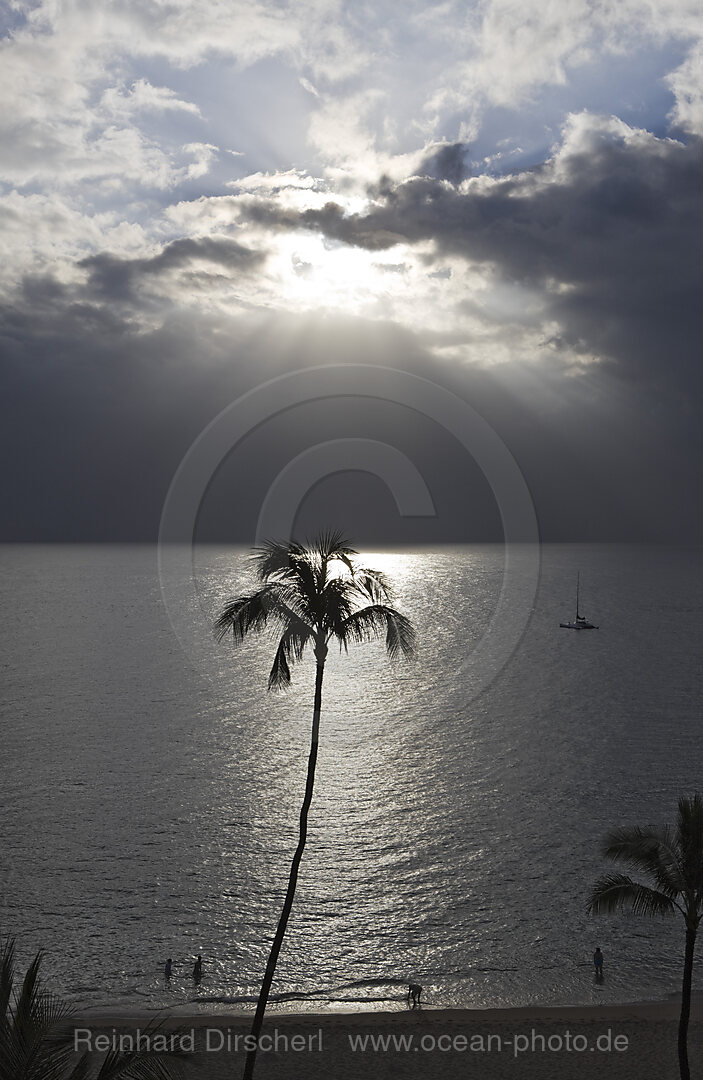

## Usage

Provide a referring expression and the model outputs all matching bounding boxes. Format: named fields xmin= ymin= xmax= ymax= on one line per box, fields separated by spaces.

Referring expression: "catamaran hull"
xmin=559 ymin=621 xmax=599 ymax=630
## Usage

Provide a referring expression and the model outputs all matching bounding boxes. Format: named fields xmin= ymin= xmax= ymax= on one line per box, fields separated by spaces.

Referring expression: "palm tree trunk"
xmin=242 ymin=653 xmax=326 ymax=1080
xmin=678 ymin=923 xmax=696 ymax=1080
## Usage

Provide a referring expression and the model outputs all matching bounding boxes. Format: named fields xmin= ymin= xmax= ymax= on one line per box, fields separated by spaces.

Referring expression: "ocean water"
xmin=1 ymin=543 xmax=703 ymax=1016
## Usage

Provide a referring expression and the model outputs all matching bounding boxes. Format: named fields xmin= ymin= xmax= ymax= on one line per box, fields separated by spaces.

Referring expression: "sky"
xmin=2 ymin=0 xmax=703 ymax=544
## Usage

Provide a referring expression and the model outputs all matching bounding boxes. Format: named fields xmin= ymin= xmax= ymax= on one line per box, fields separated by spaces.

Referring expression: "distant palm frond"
xmin=588 ymin=873 xmax=677 ymax=918
xmin=602 ymin=825 xmax=685 ymax=896
xmin=0 ymin=938 xmax=184 ymax=1080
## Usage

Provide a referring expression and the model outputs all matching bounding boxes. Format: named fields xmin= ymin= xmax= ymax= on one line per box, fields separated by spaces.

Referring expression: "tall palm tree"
xmin=588 ymin=794 xmax=703 ymax=1080
xmin=215 ymin=532 xmax=415 ymax=1080
xmin=0 ymin=936 xmax=182 ymax=1079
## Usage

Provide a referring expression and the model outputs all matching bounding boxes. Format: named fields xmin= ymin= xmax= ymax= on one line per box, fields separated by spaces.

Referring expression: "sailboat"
xmin=560 ymin=572 xmax=598 ymax=630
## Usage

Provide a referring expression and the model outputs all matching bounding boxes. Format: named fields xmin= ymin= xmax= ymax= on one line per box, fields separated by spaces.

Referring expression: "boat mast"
xmin=576 ymin=572 xmax=580 ymax=620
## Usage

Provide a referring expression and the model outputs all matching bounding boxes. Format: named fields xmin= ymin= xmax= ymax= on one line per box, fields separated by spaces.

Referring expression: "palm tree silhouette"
xmin=215 ymin=532 xmax=415 ymax=1080
xmin=588 ymin=794 xmax=703 ymax=1080
xmin=0 ymin=937 xmax=183 ymax=1078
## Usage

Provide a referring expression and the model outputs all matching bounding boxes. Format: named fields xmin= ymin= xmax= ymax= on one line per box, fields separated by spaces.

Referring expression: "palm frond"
xmin=318 ymin=578 xmax=355 ymax=639
xmin=252 ymin=541 xmax=328 ymax=617
xmin=25 ymin=988 xmax=74 ymax=1033
xmin=268 ymin=641 xmax=291 ymax=689
xmin=290 ymin=554 xmax=321 ymax=609
xmin=92 ymin=1045 xmax=185 ymax=1080
xmin=310 ymin=530 xmax=357 ymax=567
xmin=24 ymin=1034 xmax=79 ymax=1080
xmin=64 ymin=1052 xmax=93 ymax=1080
xmin=0 ymin=945 xmax=79 ymax=1080
xmin=0 ymin=936 xmax=15 ymax=1023
xmin=13 ymin=948 xmax=44 ymax=1032
xmin=602 ymin=825 xmax=684 ymax=896
xmin=0 ymin=942 xmax=184 ymax=1080
xmin=268 ymin=623 xmax=313 ymax=689
xmin=338 ymin=605 xmax=416 ymax=659
xmin=251 ymin=539 xmax=306 ymax=582
xmin=214 ymin=586 xmax=285 ymax=644
xmin=353 ymin=569 xmax=393 ymax=604
xmin=382 ymin=608 xmax=416 ymax=659
xmin=588 ymin=873 xmax=677 ymax=917
xmin=64 ymin=1015 xmax=188 ymax=1080
xmin=17 ymin=997 xmax=76 ymax=1079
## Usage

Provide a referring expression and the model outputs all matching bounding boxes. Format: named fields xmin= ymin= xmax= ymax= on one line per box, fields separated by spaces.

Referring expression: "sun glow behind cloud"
xmin=249 ymin=222 xmax=572 ymax=371
xmin=268 ymin=232 xmax=414 ymax=317
xmin=229 ymin=180 xmax=534 ymax=346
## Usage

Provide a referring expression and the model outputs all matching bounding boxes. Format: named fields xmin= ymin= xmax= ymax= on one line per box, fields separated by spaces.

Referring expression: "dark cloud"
xmin=242 ymin=198 xmax=407 ymax=251
xmin=420 ymin=141 xmax=471 ymax=185
xmin=80 ymin=235 xmax=265 ymax=301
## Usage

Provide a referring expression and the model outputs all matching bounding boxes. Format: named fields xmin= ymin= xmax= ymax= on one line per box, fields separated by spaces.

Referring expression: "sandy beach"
xmin=74 ymin=999 xmax=703 ymax=1079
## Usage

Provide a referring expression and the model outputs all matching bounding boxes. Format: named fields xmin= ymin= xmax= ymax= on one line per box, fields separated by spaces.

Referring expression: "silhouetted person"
xmin=593 ymin=947 xmax=604 ymax=979
xmin=407 ymin=983 xmax=422 ymax=1007
xmin=193 ymin=954 xmax=202 ymax=983
xmin=164 ymin=958 xmax=172 ymax=982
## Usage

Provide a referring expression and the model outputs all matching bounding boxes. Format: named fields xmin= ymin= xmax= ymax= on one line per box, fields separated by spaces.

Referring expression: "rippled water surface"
xmin=2 ymin=544 xmax=703 ymax=1014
